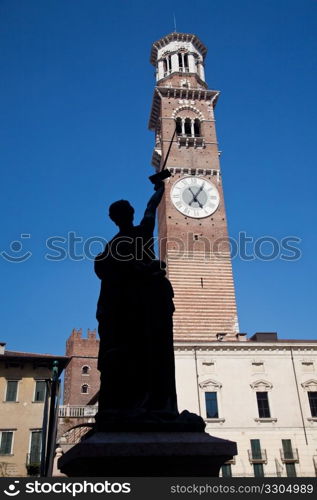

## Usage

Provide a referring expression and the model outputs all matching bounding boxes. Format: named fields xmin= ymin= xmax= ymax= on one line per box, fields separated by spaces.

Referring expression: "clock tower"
xmin=149 ymin=32 xmax=239 ymax=342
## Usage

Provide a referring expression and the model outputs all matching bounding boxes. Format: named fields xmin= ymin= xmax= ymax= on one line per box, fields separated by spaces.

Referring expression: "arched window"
xmin=184 ymin=118 xmax=192 ymax=136
xmin=176 ymin=117 xmax=182 ymax=136
xmin=82 ymin=365 xmax=89 ymax=375
xmin=178 ymin=52 xmax=189 ymax=72
xmin=163 ymin=55 xmax=172 ymax=76
xmin=184 ymin=54 xmax=189 ymax=70
xmin=194 ymin=119 xmax=201 ymax=137
xmin=178 ymin=53 xmax=183 ymax=70
xmin=163 ymin=58 xmax=167 ymax=75
xmin=81 ymin=384 xmax=89 ymax=394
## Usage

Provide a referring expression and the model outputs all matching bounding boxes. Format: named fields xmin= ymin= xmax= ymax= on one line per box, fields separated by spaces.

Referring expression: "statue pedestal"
xmin=58 ymin=431 xmax=237 ymax=477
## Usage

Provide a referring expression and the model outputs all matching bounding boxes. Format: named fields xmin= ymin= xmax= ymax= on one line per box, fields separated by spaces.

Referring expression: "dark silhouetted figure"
xmin=94 ymin=180 xmax=180 ymax=430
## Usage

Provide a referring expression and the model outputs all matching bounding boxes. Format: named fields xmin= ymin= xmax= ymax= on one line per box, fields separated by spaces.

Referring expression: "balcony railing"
xmin=58 ymin=405 xmax=98 ymax=418
xmin=177 ymin=136 xmax=205 ymax=148
xmin=60 ymin=424 xmax=92 ymax=444
xmin=280 ymin=448 xmax=299 ymax=463
xmin=248 ymin=449 xmax=267 ymax=463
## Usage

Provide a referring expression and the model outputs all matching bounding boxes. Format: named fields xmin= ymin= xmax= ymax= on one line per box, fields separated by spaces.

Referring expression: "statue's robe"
xmin=94 ymin=220 xmax=178 ymax=425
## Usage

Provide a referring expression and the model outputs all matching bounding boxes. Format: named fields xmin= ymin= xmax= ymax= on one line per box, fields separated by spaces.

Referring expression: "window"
xmin=29 ymin=431 xmax=42 ymax=465
xmin=250 ymin=439 xmax=262 ymax=460
xmin=163 ymin=55 xmax=172 ymax=76
xmin=5 ymin=381 xmax=18 ymax=402
xmin=81 ymin=384 xmax=89 ymax=394
xmin=308 ymin=392 xmax=317 ymax=417
xmin=285 ymin=463 xmax=297 ymax=477
xmin=34 ymin=381 xmax=46 ymax=402
xmin=221 ymin=464 xmax=232 ymax=477
xmin=253 ymin=463 xmax=264 ymax=477
xmin=178 ymin=53 xmax=183 ymax=69
xmin=205 ymin=392 xmax=218 ymax=418
xmin=168 ymin=55 xmax=172 ymax=72
xmin=281 ymin=440 xmax=297 ymax=477
xmin=256 ymin=392 xmax=271 ymax=418
xmin=282 ymin=439 xmax=294 ymax=460
xmin=0 ymin=431 xmax=13 ymax=455
xmin=82 ymin=366 xmax=89 ymax=375
xmin=194 ymin=119 xmax=201 ymax=137
xmin=184 ymin=118 xmax=192 ymax=136
xmin=178 ymin=52 xmax=189 ymax=72
xmin=176 ymin=117 xmax=182 ymax=135
xmin=250 ymin=439 xmax=265 ymax=477
xmin=175 ymin=117 xmax=203 ymax=139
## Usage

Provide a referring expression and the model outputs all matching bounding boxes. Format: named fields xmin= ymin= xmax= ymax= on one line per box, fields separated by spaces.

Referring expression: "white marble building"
xmin=175 ymin=333 xmax=317 ymax=477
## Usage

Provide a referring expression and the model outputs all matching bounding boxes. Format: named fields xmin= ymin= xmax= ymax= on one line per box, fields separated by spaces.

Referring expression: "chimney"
xmin=236 ymin=333 xmax=247 ymax=341
xmin=250 ymin=332 xmax=278 ymax=342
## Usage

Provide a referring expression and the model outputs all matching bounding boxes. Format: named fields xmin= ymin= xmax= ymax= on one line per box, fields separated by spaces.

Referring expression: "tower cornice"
xmin=148 ymin=86 xmax=220 ymax=130
xmin=174 ymin=341 xmax=317 ymax=351
xmin=150 ymin=32 xmax=207 ymax=65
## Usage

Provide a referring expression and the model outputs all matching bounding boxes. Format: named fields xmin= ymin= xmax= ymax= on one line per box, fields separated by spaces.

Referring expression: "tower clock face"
xmin=170 ymin=176 xmax=220 ymax=218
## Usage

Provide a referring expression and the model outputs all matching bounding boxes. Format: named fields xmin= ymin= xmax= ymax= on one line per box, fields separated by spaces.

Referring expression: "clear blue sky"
xmin=0 ymin=0 xmax=316 ymax=355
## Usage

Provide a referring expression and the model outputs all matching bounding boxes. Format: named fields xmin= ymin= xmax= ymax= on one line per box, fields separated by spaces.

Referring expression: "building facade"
xmin=175 ymin=336 xmax=317 ymax=477
xmin=59 ymin=32 xmax=317 ymax=477
xmin=0 ymin=342 xmax=68 ymax=477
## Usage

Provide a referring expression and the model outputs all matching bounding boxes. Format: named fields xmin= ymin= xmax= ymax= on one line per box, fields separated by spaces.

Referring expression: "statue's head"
xmin=109 ymin=200 xmax=134 ymax=227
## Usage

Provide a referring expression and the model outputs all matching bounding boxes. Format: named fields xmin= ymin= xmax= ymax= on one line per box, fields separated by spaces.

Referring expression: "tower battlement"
xmin=66 ymin=328 xmax=98 ymax=357
xmin=64 ymin=328 xmax=99 ymax=405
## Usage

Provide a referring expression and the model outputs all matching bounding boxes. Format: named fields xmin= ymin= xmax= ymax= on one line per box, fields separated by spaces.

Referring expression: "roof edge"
xmin=150 ymin=32 xmax=207 ymax=65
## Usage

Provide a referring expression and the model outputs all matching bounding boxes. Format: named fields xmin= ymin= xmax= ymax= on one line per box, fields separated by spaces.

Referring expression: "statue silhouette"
xmin=94 ymin=179 xmax=205 ymax=432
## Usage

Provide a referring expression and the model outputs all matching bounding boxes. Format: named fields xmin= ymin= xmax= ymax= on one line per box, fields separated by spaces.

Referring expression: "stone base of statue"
xmin=58 ymin=425 xmax=237 ymax=477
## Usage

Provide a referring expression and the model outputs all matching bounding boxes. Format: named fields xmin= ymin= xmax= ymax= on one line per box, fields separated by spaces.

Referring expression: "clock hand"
xmin=189 ymin=184 xmax=204 ymax=204
xmin=195 ymin=183 xmax=205 ymax=197
xmin=188 ymin=187 xmax=197 ymax=206
xmin=188 ymin=187 xmax=203 ymax=208
xmin=193 ymin=184 xmax=205 ymax=207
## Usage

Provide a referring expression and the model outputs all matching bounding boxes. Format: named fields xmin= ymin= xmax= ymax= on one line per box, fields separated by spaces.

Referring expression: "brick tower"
xmin=149 ymin=33 xmax=239 ymax=342
xmin=63 ymin=328 xmax=99 ymax=405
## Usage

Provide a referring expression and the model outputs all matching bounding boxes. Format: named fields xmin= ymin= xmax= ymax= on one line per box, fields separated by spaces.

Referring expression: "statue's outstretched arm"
xmin=140 ymin=183 xmax=165 ymax=232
